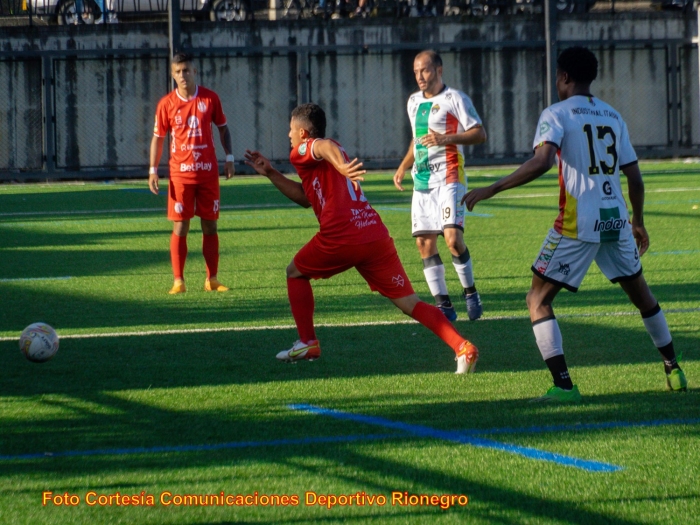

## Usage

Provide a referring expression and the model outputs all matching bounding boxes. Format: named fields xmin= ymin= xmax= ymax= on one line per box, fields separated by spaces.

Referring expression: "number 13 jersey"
xmin=534 ymin=94 xmax=638 ymax=243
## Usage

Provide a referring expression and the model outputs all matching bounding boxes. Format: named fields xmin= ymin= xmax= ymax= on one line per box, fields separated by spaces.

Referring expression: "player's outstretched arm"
xmin=243 ymin=150 xmax=311 ymax=208
xmin=622 ymin=163 xmax=649 ymax=256
xmin=463 ymin=142 xmax=557 ymax=211
xmin=312 ymin=139 xmax=366 ymax=189
xmin=217 ymin=125 xmax=236 ymax=179
xmin=393 ymin=141 xmax=414 ymax=192
xmin=149 ymin=135 xmax=165 ymax=195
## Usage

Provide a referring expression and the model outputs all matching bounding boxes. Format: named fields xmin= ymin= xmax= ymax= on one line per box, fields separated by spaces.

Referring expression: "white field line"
xmin=0 ymin=308 xmax=697 ymax=342
xmin=1 ymin=187 xmax=699 ymax=219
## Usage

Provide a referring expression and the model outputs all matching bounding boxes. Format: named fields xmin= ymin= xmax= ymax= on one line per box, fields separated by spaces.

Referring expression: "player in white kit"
xmin=464 ymin=47 xmax=687 ymax=402
xmin=394 ymin=50 xmax=487 ymax=323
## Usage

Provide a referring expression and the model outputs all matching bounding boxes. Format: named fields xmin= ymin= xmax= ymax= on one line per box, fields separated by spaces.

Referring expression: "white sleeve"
xmin=618 ymin=119 xmax=638 ymax=168
xmin=533 ymin=107 xmax=564 ymax=151
xmin=454 ymin=91 xmax=482 ymax=131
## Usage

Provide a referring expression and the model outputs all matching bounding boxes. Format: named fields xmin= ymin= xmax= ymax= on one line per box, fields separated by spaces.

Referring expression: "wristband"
xmin=225 ymin=154 xmax=235 ymax=163
xmin=149 ymin=167 xmax=158 ymax=175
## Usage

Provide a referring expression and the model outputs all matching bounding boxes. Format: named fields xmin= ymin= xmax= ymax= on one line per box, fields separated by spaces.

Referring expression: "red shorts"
xmin=293 ymin=235 xmax=415 ymax=299
xmin=168 ymin=177 xmax=220 ymax=221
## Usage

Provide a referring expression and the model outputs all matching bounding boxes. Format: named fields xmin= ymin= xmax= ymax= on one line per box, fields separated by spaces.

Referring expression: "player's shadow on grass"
xmin=1 ymin=387 xmax=695 ymax=524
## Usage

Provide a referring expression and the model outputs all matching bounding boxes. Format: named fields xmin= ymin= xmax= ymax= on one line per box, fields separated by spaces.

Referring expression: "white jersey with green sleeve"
xmin=534 ymin=94 xmax=638 ymax=243
xmin=408 ymin=86 xmax=482 ymax=191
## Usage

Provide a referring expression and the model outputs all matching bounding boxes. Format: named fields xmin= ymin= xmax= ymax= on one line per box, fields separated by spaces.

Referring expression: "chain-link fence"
xmin=0 ymin=58 xmax=43 ymax=171
xmin=1 ymin=39 xmax=698 ymax=178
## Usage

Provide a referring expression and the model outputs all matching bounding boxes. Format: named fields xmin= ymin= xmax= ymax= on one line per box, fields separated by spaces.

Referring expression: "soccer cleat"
xmin=168 ymin=280 xmax=186 ymax=294
xmin=276 ymin=340 xmax=321 ymax=362
xmin=455 ymin=340 xmax=479 ymax=374
xmin=205 ymin=278 xmax=229 ymax=292
xmin=463 ymin=291 xmax=483 ymax=321
xmin=666 ymin=368 xmax=688 ymax=392
xmin=437 ymin=301 xmax=457 ymax=322
xmin=530 ymin=385 xmax=582 ymax=403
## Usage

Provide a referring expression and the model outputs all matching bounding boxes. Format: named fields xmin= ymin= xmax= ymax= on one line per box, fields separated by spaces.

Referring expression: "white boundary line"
xmin=1 ymin=187 xmax=698 ymax=219
xmin=1 ymin=308 xmax=697 ymax=342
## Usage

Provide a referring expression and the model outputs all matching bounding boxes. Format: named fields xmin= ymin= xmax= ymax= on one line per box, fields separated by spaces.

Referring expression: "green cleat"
xmin=530 ymin=385 xmax=582 ymax=404
xmin=666 ymin=369 xmax=688 ymax=392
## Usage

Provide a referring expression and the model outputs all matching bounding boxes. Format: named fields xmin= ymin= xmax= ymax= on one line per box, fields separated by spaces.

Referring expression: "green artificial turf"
xmin=0 ymin=161 xmax=698 ymax=524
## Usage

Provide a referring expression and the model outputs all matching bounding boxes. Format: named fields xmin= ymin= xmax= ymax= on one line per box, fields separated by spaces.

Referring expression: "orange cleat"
xmin=205 ymin=278 xmax=229 ymax=292
xmin=169 ymin=280 xmax=186 ymax=295
xmin=455 ymin=340 xmax=479 ymax=374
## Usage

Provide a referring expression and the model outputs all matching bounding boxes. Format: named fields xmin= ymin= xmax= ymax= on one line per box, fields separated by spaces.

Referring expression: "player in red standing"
xmin=244 ymin=103 xmax=479 ymax=373
xmin=149 ymin=53 xmax=235 ymax=294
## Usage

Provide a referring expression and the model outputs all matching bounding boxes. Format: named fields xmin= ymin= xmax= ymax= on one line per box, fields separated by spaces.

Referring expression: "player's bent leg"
xmin=391 ymin=294 xmax=478 ymax=374
xmin=418 ymin=235 xmax=456 ymax=321
xmin=618 ymin=274 xmax=687 ymax=391
xmin=527 ymin=275 xmax=580 ymax=402
xmin=279 ymin=260 xmax=320 ymax=362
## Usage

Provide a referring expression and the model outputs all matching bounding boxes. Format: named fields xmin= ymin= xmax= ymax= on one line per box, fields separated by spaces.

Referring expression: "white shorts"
xmin=532 ymin=228 xmax=642 ymax=292
xmin=411 ymin=182 xmax=466 ymax=237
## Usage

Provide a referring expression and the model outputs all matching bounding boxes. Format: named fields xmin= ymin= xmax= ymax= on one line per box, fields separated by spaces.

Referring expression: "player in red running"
xmin=149 ymin=52 xmax=235 ymax=294
xmin=244 ymin=103 xmax=479 ymax=373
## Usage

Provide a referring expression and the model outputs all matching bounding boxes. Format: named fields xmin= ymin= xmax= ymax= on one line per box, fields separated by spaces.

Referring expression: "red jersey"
xmin=153 ymin=86 xmax=226 ymax=183
xmin=290 ymin=138 xmax=389 ymax=245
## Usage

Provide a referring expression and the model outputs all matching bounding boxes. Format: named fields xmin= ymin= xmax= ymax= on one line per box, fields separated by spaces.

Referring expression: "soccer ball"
xmin=19 ymin=323 xmax=59 ymax=363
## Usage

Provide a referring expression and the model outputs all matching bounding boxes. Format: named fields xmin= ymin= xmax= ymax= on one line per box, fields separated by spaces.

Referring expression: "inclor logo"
xmin=593 ymin=218 xmax=626 ymax=232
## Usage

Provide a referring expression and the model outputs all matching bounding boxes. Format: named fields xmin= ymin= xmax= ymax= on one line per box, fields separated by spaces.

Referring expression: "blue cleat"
xmin=437 ymin=301 xmax=457 ymax=322
xmin=463 ymin=291 xmax=483 ymax=321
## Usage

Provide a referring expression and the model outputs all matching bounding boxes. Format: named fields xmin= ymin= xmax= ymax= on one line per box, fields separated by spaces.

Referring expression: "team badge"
xmin=539 ymin=121 xmax=551 ymax=135
xmin=197 ymin=100 xmax=207 ymax=112
xmin=431 ymin=104 xmax=440 ymax=114
xmin=298 ymin=143 xmax=307 ymax=155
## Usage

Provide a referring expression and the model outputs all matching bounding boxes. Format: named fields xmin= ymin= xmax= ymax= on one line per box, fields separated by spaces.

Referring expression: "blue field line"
xmin=0 ymin=433 xmax=401 ymax=462
xmin=289 ymin=404 xmax=622 ymax=473
xmin=457 ymin=417 xmax=700 ymax=436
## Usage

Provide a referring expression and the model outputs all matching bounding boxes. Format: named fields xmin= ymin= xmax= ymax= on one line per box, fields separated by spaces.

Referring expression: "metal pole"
xmin=544 ymin=0 xmax=557 ymax=107
xmin=668 ymin=43 xmax=679 ymax=157
xmin=41 ymin=56 xmax=55 ymax=176
xmin=297 ymin=51 xmax=309 ymax=103
xmin=168 ymin=0 xmax=181 ymax=59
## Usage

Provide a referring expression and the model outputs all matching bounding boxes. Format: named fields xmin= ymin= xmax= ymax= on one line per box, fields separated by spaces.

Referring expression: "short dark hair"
xmin=172 ymin=52 xmax=194 ymax=65
xmin=557 ymin=47 xmax=598 ymax=85
xmin=416 ymin=50 xmax=442 ymax=68
xmin=291 ymin=103 xmax=326 ymax=139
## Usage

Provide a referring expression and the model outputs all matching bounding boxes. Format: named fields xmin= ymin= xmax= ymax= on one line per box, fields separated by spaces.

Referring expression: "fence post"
xmin=544 ymin=0 xmax=557 ymax=108
xmin=297 ymin=50 xmax=309 ymax=103
xmin=668 ymin=42 xmax=680 ymax=157
xmin=42 ymin=55 xmax=55 ymax=176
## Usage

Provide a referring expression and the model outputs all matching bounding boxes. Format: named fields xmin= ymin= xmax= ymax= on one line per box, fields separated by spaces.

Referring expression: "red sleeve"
xmin=153 ymin=98 xmax=169 ymax=137
xmin=211 ymin=93 xmax=227 ymax=128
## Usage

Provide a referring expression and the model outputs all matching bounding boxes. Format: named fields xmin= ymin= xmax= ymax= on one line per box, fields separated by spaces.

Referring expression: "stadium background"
xmin=0 ymin=9 xmax=698 ymax=179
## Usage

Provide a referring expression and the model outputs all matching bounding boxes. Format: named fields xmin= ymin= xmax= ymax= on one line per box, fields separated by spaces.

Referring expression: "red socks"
xmin=202 ymin=234 xmax=219 ymax=279
xmin=287 ymin=277 xmax=316 ymax=343
xmin=411 ymin=301 xmax=465 ymax=353
xmin=170 ymin=233 xmax=188 ymax=280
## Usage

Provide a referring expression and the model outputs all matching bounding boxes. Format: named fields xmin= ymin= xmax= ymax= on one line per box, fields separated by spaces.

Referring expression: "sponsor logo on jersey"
xmin=193 ymin=152 xmax=202 ymax=161
xmin=197 ymin=100 xmax=207 ymax=112
xmin=603 ymin=181 xmax=612 ymax=195
xmin=175 ymin=115 xmax=183 ymax=125
xmin=180 ymin=162 xmax=213 ymax=172
xmin=539 ymin=122 xmax=551 ymax=135
xmin=431 ymin=104 xmax=441 ymax=114
xmin=187 ymin=115 xmax=202 ymax=138
xmin=557 ymin=262 xmax=570 ymax=275
xmin=595 ymin=207 xmax=625 ymax=242
xmin=298 ymin=143 xmax=307 ymax=156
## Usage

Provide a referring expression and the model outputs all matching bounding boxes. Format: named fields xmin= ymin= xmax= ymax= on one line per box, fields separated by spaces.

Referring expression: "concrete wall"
xmin=1 ymin=12 xmax=696 ymax=175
